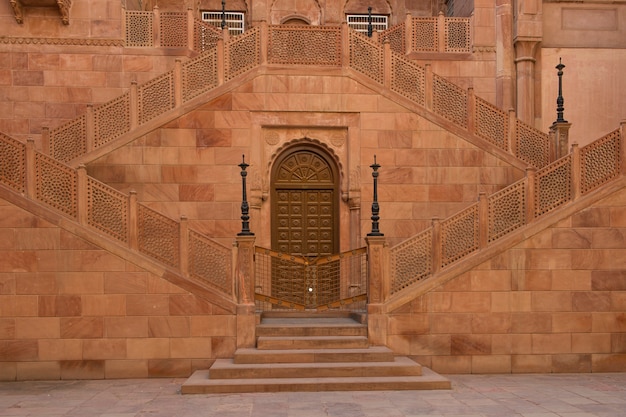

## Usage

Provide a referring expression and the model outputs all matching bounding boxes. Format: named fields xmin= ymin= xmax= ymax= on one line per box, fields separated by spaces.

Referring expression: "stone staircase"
xmin=181 ymin=311 xmax=451 ymax=393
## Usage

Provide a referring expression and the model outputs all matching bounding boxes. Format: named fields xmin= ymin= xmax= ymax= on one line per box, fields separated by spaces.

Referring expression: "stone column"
xmin=235 ymin=235 xmax=256 ymax=348
xmin=366 ymin=235 xmax=389 ymax=346
xmin=496 ymin=0 xmax=515 ymax=111
xmin=514 ymin=40 xmax=540 ymax=126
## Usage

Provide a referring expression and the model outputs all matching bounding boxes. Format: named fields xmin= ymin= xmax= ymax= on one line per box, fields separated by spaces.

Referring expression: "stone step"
xmin=209 ymin=356 xmax=423 ymax=379
xmin=256 ymin=318 xmax=367 ymax=337
xmin=181 ymin=367 xmax=451 ymax=394
xmin=257 ymin=335 xmax=369 ymax=350
xmin=233 ymin=346 xmax=395 ymax=364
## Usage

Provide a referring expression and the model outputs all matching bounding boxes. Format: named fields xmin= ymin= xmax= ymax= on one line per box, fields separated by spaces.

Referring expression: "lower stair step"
xmin=181 ymin=367 xmax=451 ymax=394
xmin=210 ymin=356 xmax=423 ymax=379
xmin=257 ymin=335 xmax=369 ymax=350
xmin=233 ymin=346 xmax=395 ymax=364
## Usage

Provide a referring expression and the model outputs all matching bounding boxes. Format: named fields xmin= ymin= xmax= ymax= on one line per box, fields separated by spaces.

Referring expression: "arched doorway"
xmin=271 ymin=146 xmax=339 ymax=257
xmin=269 ymin=145 xmax=340 ymax=307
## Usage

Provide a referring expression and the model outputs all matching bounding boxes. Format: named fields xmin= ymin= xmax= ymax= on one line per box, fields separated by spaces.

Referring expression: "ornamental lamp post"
xmin=367 ymin=155 xmax=383 ymax=236
xmin=238 ymin=155 xmax=254 ymax=236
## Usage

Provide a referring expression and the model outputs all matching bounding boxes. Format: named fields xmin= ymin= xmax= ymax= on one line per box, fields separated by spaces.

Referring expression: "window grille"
xmin=201 ymin=11 xmax=245 ymax=35
xmin=346 ymin=14 xmax=388 ymax=33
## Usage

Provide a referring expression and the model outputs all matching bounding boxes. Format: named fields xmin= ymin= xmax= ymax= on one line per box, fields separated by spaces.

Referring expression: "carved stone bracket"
xmin=9 ymin=0 xmax=72 ymax=25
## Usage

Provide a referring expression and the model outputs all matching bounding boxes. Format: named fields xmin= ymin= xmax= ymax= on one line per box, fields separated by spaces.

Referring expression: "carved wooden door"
xmin=271 ymin=148 xmax=339 ymax=307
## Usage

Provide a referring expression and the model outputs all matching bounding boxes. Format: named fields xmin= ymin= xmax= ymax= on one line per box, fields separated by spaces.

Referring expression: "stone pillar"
xmin=235 ymin=235 xmax=256 ymax=348
xmin=549 ymin=121 xmax=572 ymax=161
xmin=514 ymin=40 xmax=539 ymax=126
xmin=366 ymin=235 xmax=388 ymax=346
xmin=496 ymin=0 xmax=515 ymax=110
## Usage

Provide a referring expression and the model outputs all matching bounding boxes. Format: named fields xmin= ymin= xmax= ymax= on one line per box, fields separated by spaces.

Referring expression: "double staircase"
xmin=182 ymin=311 xmax=451 ymax=393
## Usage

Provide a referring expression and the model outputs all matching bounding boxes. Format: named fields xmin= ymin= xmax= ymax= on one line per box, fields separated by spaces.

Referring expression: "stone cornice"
xmin=0 ymin=36 xmax=124 ymax=47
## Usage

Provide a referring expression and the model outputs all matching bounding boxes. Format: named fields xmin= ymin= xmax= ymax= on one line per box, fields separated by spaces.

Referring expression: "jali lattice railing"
xmin=49 ymin=20 xmax=550 ymax=170
xmin=0 ymin=134 xmax=234 ymax=301
xmin=388 ymin=127 xmax=624 ymax=298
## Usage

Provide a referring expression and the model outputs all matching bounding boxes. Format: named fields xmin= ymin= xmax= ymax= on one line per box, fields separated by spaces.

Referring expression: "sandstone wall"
xmin=0 ymin=198 xmax=236 ymax=381
xmin=387 ymin=187 xmax=626 ymax=373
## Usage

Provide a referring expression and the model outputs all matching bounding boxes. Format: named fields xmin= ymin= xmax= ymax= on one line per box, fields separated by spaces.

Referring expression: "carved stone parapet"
xmin=9 ymin=0 xmax=72 ymax=25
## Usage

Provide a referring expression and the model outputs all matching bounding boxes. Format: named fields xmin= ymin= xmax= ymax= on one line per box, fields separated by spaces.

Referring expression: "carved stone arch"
xmin=281 ymin=15 xmax=311 ymax=25
xmin=267 ymin=137 xmax=345 ymax=197
xmin=270 ymin=0 xmax=322 ymax=25
xmin=343 ymin=0 xmax=392 ymax=15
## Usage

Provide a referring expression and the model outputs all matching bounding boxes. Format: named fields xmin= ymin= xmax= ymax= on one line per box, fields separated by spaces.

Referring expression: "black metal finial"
xmin=555 ymin=57 xmax=567 ymax=124
xmin=238 ymin=155 xmax=254 ymax=236
xmin=367 ymin=155 xmax=383 ymax=236
xmin=221 ymin=1 xmax=226 ymax=30
xmin=367 ymin=7 xmax=373 ymax=38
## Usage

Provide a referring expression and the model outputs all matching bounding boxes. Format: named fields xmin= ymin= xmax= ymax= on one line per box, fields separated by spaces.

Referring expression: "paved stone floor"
xmin=1 ymin=373 xmax=625 ymax=417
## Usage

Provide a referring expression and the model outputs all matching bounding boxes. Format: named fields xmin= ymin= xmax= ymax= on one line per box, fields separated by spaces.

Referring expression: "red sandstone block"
xmin=83 ymin=339 xmax=126 ymax=360
xmin=16 ymin=362 xmax=61 ymax=380
xmin=169 ymin=294 xmax=213 ymax=315
xmin=572 ymin=208 xmax=611 ymax=227
xmin=517 ymin=270 xmax=551 ymax=291
xmin=212 ymin=337 xmax=237 ymax=359
xmin=551 ymin=229 xmax=592 ymax=249
xmin=148 ymin=359 xmax=191 ymax=377
xmin=15 ymin=317 xmax=60 ymax=339
xmin=471 ymin=313 xmax=511 ymax=333
xmin=470 ymin=270 xmax=511 ymax=291
xmin=572 ymin=333 xmax=611 ymax=353
xmin=0 ymin=276 xmax=16 ymax=295
xmin=388 ymin=314 xmax=429 ymax=335
xmin=526 ymin=249 xmax=572 ymax=270
xmin=531 ymin=334 xmax=571 ymax=354
xmin=552 ymin=312 xmax=592 ymax=333
xmin=0 ymin=362 xmax=16 ymax=381
xmin=429 ymin=313 xmax=473 ymax=334
xmin=451 ymin=334 xmax=492 ymax=355
xmin=552 ymin=271 xmax=591 ymax=291
xmin=512 ymin=354 xmax=551 ymax=373
xmin=126 ymin=294 xmax=169 ymax=316
xmin=189 ymin=315 xmax=236 ymax=337
xmin=38 ymin=295 xmax=82 ymax=317
xmin=13 ymin=71 xmax=44 ymax=86
xmin=531 ymin=291 xmax=572 ymax=312
xmin=0 ymin=318 xmax=15 ymax=339
xmin=572 ymin=292 xmax=611 ymax=312
xmin=126 ymin=338 xmax=170 ymax=359
xmin=592 ymin=312 xmax=626 ymax=332
xmin=552 ymin=354 xmax=592 ymax=373
xmin=511 ymin=312 xmax=552 ymax=333
xmin=105 ymin=360 xmax=149 ymax=379
xmin=60 ymin=317 xmax=103 ymax=339
xmin=60 ymin=360 xmax=105 ymax=379
xmin=0 ymin=295 xmax=38 ymax=317
xmin=388 ymin=334 xmax=411 ymax=354
xmin=0 ymin=340 xmax=38 ymax=361
xmin=81 ymin=295 xmax=126 ymax=316
xmin=431 ymin=355 xmax=471 ymax=374
xmin=0 ymin=251 xmax=37 ymax=273
xmin=105 ymin=317 xmax=148 ymax=338
xmin=16 ymin=273 xmax=57 ymax=294
xmin=38 ymin=339 xmax=82 ymax=361
xmin=148 ymin=317 xmax=190 ymax=338
xmin=591 ymin=270 xmax=626 ymax=290
xmin=472 ymin=355 xmax=512 ymax=373
xmin=450 ymin=292 xmax=491 ymax=313
xmin=572 ymin=249 xmax=626 ymax=270
xmin=409 ymin=335 xmax=452 ymax=356
xmin=591 ymin=228 xmax=626 ymax=248
xmin=104 ymin=272 xmax=148 ymax=294
xmin=592 ymin=354 xmax=626 ymax=372
xmin=170 ymin=337 xmax=212 ymax=358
